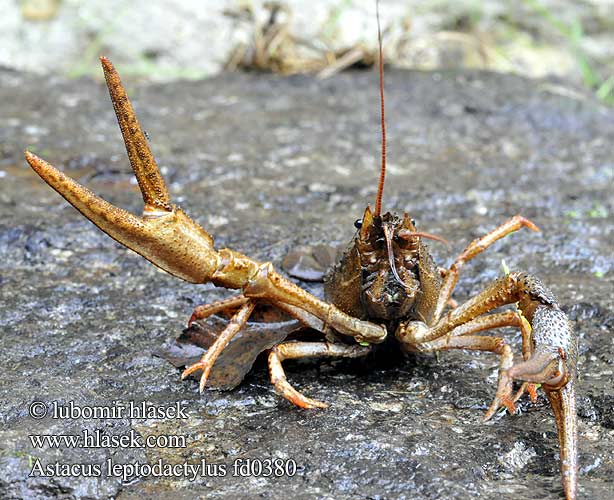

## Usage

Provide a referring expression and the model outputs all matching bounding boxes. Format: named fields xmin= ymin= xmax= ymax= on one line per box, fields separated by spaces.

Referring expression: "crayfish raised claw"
xmin=25 ymin=54 xmax=578 ymax=499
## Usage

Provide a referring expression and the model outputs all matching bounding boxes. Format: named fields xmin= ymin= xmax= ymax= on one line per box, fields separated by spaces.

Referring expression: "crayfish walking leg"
xmin=397 ymin=272 xmax=578 ymax=499
xmin=268 ymin=342 xmax=372 ymax=409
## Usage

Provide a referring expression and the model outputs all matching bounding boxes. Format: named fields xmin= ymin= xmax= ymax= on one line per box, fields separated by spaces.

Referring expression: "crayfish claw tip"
xmin=99 ymin=56 xmax=114 ymax=71
xmin=24 ymin=150 xmax=43 ymax=165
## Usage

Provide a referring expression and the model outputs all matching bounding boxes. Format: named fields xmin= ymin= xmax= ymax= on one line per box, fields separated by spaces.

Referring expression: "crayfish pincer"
xmin=25 ymin=55 xmax=578 ymax=499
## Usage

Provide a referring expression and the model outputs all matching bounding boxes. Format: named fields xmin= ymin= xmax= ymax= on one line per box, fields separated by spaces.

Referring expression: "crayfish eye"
xmin=354 ymin=219 xmax=363 ymax=229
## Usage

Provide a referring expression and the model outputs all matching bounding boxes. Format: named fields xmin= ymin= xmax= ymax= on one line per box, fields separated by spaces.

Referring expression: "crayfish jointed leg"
xmin=188 ymin=294 xmax=251 ymax=327
xmin=182 ymin=300 xmax=256 ymax=392
xmin=415 ymin=310 xmax=533 ymax=417
xmin=268 ymin=341 xmax=372 ymax=409
xmin=431 ymin=215 xmax=540 ymax=322
xmin=397 ymin=272 xmax=577 ymax=499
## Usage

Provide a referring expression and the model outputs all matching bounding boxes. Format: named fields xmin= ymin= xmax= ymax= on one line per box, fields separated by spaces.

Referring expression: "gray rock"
xmin=0 ymin=67 xmax=612 ymax=499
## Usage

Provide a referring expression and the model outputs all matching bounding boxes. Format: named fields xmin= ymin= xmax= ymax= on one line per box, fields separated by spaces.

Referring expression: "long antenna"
xmin=373 ymin=0 xmax=387 ymax=217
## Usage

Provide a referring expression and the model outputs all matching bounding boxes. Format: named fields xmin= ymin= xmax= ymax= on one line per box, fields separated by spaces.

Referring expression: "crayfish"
xmin=25 ymin=41 xmax=578 ymax=500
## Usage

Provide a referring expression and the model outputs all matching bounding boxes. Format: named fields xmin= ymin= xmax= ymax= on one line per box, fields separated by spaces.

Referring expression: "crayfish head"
xmin=349 ymin=207 xmax=448 ymax=323
xmin=353 ymin=207 xmax=421 ymax=321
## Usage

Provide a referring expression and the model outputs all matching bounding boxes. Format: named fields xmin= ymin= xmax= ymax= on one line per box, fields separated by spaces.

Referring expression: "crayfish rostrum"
xmin=25 ymin=53 xmax=578 ymax=499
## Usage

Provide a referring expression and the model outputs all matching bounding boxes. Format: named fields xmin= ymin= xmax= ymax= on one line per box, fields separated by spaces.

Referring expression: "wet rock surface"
xmin=0 ymin=68 xmax=612 ymax=499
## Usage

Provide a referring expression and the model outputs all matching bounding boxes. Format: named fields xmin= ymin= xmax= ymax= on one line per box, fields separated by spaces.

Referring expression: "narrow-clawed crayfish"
xmin=25 ymin=32 xmax=578 ymax=500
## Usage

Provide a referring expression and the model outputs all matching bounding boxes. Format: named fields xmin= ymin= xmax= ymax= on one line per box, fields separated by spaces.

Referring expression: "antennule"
xmin=373 ymin=0 xmax=386 ymax=217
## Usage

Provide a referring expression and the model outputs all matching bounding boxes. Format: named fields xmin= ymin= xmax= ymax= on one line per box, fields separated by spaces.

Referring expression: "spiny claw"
xmin=99 ymin=56 xmax=171 ymax=213
xmin=25 ymin=58 xmax=220 ymax=285
xmin=510 ymin=302 xmax=578 ymax=500
xmin=509 ymin=346 xmax=577 ymax=500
